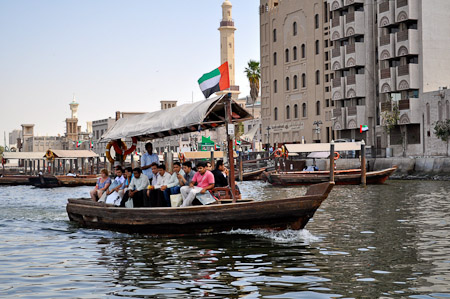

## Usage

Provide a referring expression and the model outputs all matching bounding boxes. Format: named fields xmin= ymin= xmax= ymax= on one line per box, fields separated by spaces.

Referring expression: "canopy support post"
xmin=361 ymin=140 xmax=366 ymax=186
xmin=330 ymin=141 xmax=335 ymax=183
xmin=225 ymin=94 xmax=237 ymax=203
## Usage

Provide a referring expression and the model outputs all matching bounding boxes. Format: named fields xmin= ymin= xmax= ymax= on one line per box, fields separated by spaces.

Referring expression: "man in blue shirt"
xmin=141 ymin=142 xmax=159 ymax=180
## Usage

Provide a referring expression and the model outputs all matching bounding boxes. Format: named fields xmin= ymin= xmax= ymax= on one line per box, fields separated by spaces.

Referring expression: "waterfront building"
xmin=259 ymin=0 xmax=334 ymax=146
xmin=8 ymin=129 xmax=21 ymax=151
xmin=92 ymin=117 xmax=116 ymax=156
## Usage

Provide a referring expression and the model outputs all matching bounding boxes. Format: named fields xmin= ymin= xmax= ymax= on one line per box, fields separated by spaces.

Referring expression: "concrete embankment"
xmin=311 ymin=157 xmax=450 ymax=180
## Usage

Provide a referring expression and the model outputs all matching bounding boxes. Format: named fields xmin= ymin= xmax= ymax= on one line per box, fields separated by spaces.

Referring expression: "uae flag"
xmin=360 ymin=125 xmax=369 ymax=133
xmin=198 ymin=62 xmax=230 ymax=98
xmin=76 ymin=140 xmax=83 ymax=148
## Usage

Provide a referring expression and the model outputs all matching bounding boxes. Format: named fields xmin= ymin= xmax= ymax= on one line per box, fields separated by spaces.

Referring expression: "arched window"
xmin=315 ymin=40 xmax=320 ymax=55
xmin=274 ymin=107 xmax=278 ymax=121
xmin=286 ymin=105 xmax=290 ymax=119
xmin=293 ymin=75 xmax=298 ymax=89
xmin=438 ymin=101 xmax=443 ymax=121
xmin=293 ymin=22 xmax=297 ymax=36
xmin=286 ymin=77 xmax=290 ymax=91
xmin=294 ymin=104 xmax=298 ymax=118
xmin=316 ymin=70 xmax=320 ymax=85
xmin=293 ymin=46 xmax=298 ymax=60
xmin=302 ymin=73 xmax=306 ymax=88
xmin=273 ymin=29 xmax=277 ymax=42
xmin=273 ymin=52 xmax=277 ymax=66
xmin=315 ymin=14 xmax=319 ymax=29
xmin=285 ymin=49 xmax=289 ymax=63
xmin=426 ymin=103 xmax=430 ymax=125
xmin=302 ymin=103 xmax=307 ymax=118
xmin=274 ymin=80 xmax=278 ymax=93
xmin=316 ymin=101 xmax=321 ymax=115
xmin=301 ymin=44 xmax=306 ymax=58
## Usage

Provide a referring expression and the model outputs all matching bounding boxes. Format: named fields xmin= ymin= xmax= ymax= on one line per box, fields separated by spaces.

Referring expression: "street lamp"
xmin=266 ymin=126 xmax=271 ymax=151
xmin=313 ymin=121 xmax=323 ymax=141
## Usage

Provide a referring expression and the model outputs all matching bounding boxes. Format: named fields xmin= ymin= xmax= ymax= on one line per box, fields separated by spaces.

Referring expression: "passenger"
xmin=141 ymin=142 xmax=159 ymax=181
xmin=212 ymin=160 xmax=228 ymax=187
xmin=99 ymin=167 xmax=126 ymax=204
xmin=206 ymin=162 xmax=213 ymax=172
xmin=90 ymin=169 xmax=111 ymax=202
xmin=180 ymin=161 xmax=215 ymax=207
xmin=179 ymin=161 xmax=196 ymax=187
xmin=161 ymin=162 xmax=185 ymax=207
xmin=120 ymin=166 xmax=134 ymax=198
xmin=120 ymin=167 xmax=149 ymax=207
xmin=148 ymin=162 xmax=159 ymax=186
xmin=146 ymin=164 xmax=171 ymax=207
xmin=66 ymin=169 xmax=77 ymax=177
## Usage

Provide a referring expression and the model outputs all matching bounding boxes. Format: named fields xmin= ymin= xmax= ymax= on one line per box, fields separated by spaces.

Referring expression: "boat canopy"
xmin=46 ymin=150 xmax=99 ymax=158
xmin=2 ymin=152 xmax=46 ymax=160
xmin=285 ymin=142 xmax=362 ymax=153
xmin=101 ymin=95 xmax=252 ymax=141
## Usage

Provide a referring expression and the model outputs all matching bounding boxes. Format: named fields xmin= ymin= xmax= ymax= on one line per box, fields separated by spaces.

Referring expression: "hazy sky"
xmin=0 ymin=0 xmax=259 ymax=138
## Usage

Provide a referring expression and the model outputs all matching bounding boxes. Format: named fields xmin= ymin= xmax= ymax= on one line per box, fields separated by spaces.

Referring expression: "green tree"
xmin=0 ymin=145 xmax=4 ymax=156
xmin=434 ymin=119 xmax=450 ymax=155
xmin=244 ymin=60 xmax=260 ymax=105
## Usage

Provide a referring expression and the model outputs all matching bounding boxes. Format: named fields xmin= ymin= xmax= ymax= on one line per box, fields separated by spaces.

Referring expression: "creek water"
xmin=0 ymin=180 xmax=449 ymax=298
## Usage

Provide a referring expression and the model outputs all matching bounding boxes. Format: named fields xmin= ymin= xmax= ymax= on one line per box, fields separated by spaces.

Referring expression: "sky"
xmin=0 ymin=0 xmax=260 ymax=139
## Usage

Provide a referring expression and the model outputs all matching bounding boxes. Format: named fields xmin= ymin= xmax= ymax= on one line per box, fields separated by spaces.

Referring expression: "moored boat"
xmin=241 ymin=167 xmax=267 ymax=181
xmin=66 ymin=181 xmax=334 ymax=235
xmin=262 ymin=166 xmax=397 ymax=186
xmin=29 ymin=175 xmax=98 ymax=188
xmin=0 ymin=175 xmax=33 ymax=186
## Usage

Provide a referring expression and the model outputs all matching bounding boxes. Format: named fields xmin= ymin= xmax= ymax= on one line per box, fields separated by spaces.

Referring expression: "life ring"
xmin=178 ymin=152 xmax=186 ymax=163
xmin=111 ymin=140 xmax=128 ymax=155
xmin=334 ymin=152 xmax=340 ymax=160
xmin=123 ymin=137 xmax=138 ymax=156
xmin=274 ymin=149 xmax=283 ymax=158
xmin=105 ymin=141 xmax=115 ymax=164
xmin=45 ymin=150 xmax=55 ymax=161
xmin=106 ymin=140 xmax=127 ymax=164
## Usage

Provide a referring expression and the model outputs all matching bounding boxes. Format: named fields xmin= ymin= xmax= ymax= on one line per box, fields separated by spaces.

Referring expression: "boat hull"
xmin=0 ymin=175 xmax=33 ymax=186
xmin=262 ymin=167 xmax=397 ymax=186
xmin=29 ymin=175 xmax=97 ymax=188
xmin=66 ymin=182 xmax=334 ymax=235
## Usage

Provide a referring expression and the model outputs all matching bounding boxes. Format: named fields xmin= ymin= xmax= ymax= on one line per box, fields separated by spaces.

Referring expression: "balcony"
xmin=378 ymin=33 xmax=395 ymax=61
xmin=379 ymin=67 xmax=397 ymax=94
xmin=332 ymin=77 xmax=346 ymax=101
xmin=396 ymin=64 xmax=420 ymax=90
xmin=331 ymin=46 xmax=345 ymax=70
xmin=332 ymin=107 xmax=345 ymax=131
xmin=381 ymin=102 xmax=392 ymax=112
xmin=329 ymin=0 xmax=344 ymax=11
xmin=346 ymin=105 xmax=366 ymax=129
xmin=330 ymin=16 xmax=344 ymax=41
xmin=345 ymin=74 xmax=366 ymax=98
xmin=395 ymin=29 xmax=419 ymax=56
xmin=345 ymin=42 xmax=366 ymax=68
xmin=398 ymin=97 xmax=421 ymax=124
xmin=395 ymin=0 xmax=419 ymax=22
xmin=345 ymin=11 xmax=365 ymax=37
xmin=344 ymin=0 xmax=364 ymax=6
xmin=220 ymin=20 xmax=235 ymax=27
xmin=378 ymin=1 xmax=395 ymax=27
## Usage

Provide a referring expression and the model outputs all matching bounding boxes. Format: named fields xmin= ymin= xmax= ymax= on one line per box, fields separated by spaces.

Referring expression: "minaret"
xmin=66 ymin=94 xmax=79 ymax=142
xmin=70 ymin=94 xmax=79 ymax=118
xmin=218 ymin=0 xmax=240 ymax=99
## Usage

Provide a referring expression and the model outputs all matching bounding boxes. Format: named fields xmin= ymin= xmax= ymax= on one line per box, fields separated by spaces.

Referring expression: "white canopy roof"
xmin=285 ymin=142 xmax=362 ymax=153
xmin=240 ymin=121 xmax=260 ymax=142
xmin=101 ymin=95 xmax=252 ymax=141
xmin=2 ymin=152 xmax=46 ymax=159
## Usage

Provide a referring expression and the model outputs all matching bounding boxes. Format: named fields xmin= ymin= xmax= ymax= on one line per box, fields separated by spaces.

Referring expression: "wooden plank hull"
xmin=262 ymin=167 xmax=397 ymax=186
xmin=241 ymin=168 xmax=266 ymax=181
xmin=66 ymin=182 xmax=334 ymax=235
xmin=29 ymin=175 xmax=97 ymax=188
xmin=0 ymin=175 xmax=33 ymax=186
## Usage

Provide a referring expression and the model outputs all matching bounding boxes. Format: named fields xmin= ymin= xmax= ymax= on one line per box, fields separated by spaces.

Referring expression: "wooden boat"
xmin=241 ymin=167 xmax=267 ymax=181
xmin=29 ymin=175 xmax=98 ymax=188
xmin=0 ymin=175 xmax=33 ymax=186
xmin=262 ymin=166 xmax=397 ymax=186
xmin=66 ymin=181 xmax=334 ymax=235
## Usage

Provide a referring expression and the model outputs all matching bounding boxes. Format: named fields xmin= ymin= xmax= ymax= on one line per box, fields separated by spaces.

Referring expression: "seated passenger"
xmin=212 ymin=160 xmax=228 ymax=187
xmin=120 ymin=166 xmax=134 ymax=198
xmin=161 ymin=162 xmax=185 ymax=207
xmin=90 ymin=169 xmax=111 ymax=202
xmin=206 ymin=162 xmax=213 ymax=172
xmin=66 ymin=169 xmax=77 ymax=177
xmin=180 ymin=161 xmax=215 ymax=207
xmin=146 ymin=164 xmax=171 ymax=207
xmin=120 ymin=167 xmax=149 ymax=207
xmin=179 ymin=161 xmax=196 ymax=187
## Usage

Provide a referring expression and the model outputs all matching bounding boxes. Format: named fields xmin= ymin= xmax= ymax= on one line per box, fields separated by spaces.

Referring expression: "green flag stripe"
xmin=198 ymin=68 xmax=221 ymax=84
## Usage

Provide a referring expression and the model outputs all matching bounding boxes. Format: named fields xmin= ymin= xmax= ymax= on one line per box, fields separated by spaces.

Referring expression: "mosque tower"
xmin=65 ymin=94 xmax=79 ymax=142
xmin=218 ymin=0 xmax=240 ymax=99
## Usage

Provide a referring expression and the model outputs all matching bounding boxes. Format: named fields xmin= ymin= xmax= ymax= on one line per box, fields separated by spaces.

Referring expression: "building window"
xmin=286 ymin=105 xmax=290 ymax=119
xmin=301 ymin=44 xmax=306 ymax=58
xmin=273 ymin=29 xmax=277 ymax=42
xmin=302 ymin=73 xmax=306 ymax=88
xmin=426 ymin=103 xmax=430 ymax=125
xmin=293 ymin=22 xmax=297 ymax=36
xmin=315 ymin=40 xmax=320 ymax=55
xmin=293 ymin=75 xmax=298 ymax=89
xmin=274 ymin=80 xmax=278 ymax=93
xmin=285 ymin=49 xmax=289 ymax=62
xmin=438 ymin=101 xmax=443 ymax=121
xmin=316 ymin=70 xmax=320 ymax=85
xmin=286 ymin=77 xmax=290 ymax=91
xmin=316 ymin=101 xmax=321 ymax=115
xmin=293 ymin=46 xmax=297 ymax=60
xmin=302 ymin=103 xmax=307 ymax=117
xmin=273 ymin=52 xmax=277 ymax=66
xmin=294 ymin=104 xmax=298 ymax=118
xmin=274 ymin=107 xmax=278 ymax=121
xmin=315 ymin=14 xmax=319 ymax=29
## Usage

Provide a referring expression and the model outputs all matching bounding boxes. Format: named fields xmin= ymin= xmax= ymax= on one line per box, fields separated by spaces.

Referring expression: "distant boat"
xmin=29 ymin=175 xmax=98 ymax=188
xmin=262 ymin=166 xmax=397 ymax=186
xmin=0 ymin=175 xmax=33 ymax=186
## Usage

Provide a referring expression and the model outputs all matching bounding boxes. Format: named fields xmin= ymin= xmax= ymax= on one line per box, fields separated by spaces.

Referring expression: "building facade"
xmin=260 ymin=0 xmax=334 ymax=146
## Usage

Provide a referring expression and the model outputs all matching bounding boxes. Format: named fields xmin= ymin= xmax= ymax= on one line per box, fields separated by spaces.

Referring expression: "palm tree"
xmin=244 ymin=60 xmax=260 ymax=105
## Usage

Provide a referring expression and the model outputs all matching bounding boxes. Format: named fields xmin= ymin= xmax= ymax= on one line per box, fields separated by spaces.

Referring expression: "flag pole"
xmin=224 ymin=93 xmax=237 ymax=202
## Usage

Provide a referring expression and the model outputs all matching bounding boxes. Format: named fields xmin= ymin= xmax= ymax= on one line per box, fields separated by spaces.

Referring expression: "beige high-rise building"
xmin=260 ymin=0 xmax=334 ymax=146
xmin=218 ymin=0 xmax=240 ymax=99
